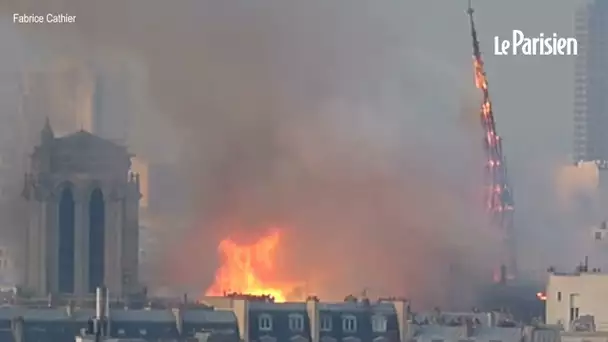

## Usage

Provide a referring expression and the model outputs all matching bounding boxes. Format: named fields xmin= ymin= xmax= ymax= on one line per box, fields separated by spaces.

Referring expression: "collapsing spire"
xmin=466 ymin=0 xmax=516 ymax=283
xmin=467 ymin=0 xmax=480 ymax=58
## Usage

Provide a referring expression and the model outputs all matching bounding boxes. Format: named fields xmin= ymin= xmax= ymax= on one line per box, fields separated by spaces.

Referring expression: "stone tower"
xmin=22 ymin=118 xmax=141 ymax=298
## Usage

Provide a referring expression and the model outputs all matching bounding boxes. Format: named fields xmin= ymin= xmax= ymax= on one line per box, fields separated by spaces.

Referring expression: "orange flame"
xmin=205 ymin=229 xmax=299 ymax=302
xmin=473 ymin=59 xmax=487 ymax=90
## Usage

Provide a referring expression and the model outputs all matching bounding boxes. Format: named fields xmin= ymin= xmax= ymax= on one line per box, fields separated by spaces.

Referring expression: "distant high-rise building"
xmin=91 ymin=70 xmax=131 ymax=144
xmin=90 ymin=57 xmax=148 ymax=148
xmin=574 ymin=1 xmax=608 ymax=162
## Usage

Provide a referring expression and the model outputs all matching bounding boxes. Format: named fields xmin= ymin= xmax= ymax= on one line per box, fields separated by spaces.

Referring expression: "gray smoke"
xmin=0 ymin=0 xmax=583 ymax=308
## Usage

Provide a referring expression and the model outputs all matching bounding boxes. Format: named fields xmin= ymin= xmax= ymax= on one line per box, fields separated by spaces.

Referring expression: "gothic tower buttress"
xmin=23 ymin=121 xmax=140 ymax=299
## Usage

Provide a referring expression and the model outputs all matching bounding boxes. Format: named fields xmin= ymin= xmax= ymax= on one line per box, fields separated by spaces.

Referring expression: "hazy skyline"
xmin=0 ymin=0 xmax=589 ymax=307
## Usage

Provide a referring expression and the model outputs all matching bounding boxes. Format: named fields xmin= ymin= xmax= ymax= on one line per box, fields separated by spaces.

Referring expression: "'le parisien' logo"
xmin=494 ymin=30 xmax=578 ymax=56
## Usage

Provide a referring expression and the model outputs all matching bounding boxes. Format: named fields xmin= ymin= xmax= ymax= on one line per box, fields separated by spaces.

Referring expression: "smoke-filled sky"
xmin=0 ymin=0 xmax=587 ymax=308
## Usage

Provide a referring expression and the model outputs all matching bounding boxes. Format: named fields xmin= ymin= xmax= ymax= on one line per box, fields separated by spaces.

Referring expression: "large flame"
xmin=205 ymin=229 xmax=300 ymax=302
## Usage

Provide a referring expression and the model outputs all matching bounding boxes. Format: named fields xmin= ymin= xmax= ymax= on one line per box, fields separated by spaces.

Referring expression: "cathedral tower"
xmin=22 ymin=119 xmax=141 ymax=298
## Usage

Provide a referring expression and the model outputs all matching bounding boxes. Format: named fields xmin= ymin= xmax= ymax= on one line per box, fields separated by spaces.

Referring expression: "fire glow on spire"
xmin=466 ymin=1 xmax=516 ymax=283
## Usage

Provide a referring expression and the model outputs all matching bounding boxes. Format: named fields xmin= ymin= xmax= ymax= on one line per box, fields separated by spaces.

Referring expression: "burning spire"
xmin=466 ymin=0 xmax=516 ymax=283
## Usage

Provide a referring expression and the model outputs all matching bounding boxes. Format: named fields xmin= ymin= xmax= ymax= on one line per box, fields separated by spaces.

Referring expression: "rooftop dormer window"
xmin=342 ymin=315 xmax=357 ymax=333
xmin=289 ymin=313 xmax=305 ymax=332
xmin=371 ymin=314 xmax=387 ymax=332
xmin=259 ymin=313 xmax=273 ymax=332
xmin=321 ymin=314 xmax=333 ymax=331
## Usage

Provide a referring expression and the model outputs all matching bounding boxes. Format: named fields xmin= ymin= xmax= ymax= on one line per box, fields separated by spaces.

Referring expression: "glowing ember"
xmin=205 ymin=229 xmax=298 ymax=302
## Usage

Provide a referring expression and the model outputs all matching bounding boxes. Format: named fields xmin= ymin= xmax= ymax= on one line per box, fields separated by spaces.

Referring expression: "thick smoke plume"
xmin=0 ymin=0 xmax=562 ymax=308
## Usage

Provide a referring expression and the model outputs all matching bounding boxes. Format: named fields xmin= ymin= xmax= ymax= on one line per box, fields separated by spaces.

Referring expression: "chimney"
xmin=105 ymin=287 xmax=111 ymax=336
xmin=487 ymin=312 xmax=495 ymax=327
xmin=95 ymin=286 xmax=106 ymax=336
xmin=464 ymin=318 xmax=474 ymax=337
xmin=172 ymin=308 xmax=184 ymax=336
xmin=361 ymin=297 xmax=371 ymax=307
xmin=47 ymin=293 xmax=53 ymax=307
xmin=433 ymin=307 xmax=442 ymax=324
xmin=307 ymin=296 xmax=320 ymax=342
xmin=96 ymin=287 xmax=104 ymax=320
xmin=66 ymin=300 xmax=74 ymax=317
xmin=11 ymin=316 xmax=24 ymax=342
xmin=231 ymin=298 xmax=250 ymax=342
xmin=392 ymin=299 xmax=414 ymax=342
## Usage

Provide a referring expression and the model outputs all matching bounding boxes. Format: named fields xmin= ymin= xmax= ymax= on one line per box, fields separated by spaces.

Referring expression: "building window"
xmin=259 ymin=313 xmax=273 ymax=331
xmin=342 ymin=315 xmax=357 ymax=333
xmin=321 ymin=314 xmax=332 ymax=331
xmin=596 ymin=231 xmax=602 ymax=240
xmin=557 ymin=292 xmax=562 ymax=301
xmin=289 ymin=314 xmax=305 ymax=332
xmin=570 ymin=308 xmax=580 ymax=322
xmin=371 ymin=314 xmax=387 ymax=332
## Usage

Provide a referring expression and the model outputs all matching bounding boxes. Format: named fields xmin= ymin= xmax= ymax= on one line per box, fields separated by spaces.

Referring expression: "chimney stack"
xmin=465 ymin=318 xmax=474 ymax=337
xmin=66 ymin=300 xmax=74 ymax=317
xmin=105 ymin=287 xmax=111 ymax=336
xmin=172 ymin=308 xmax=184 ymax=336
xmin=95 ymin=287 xmax=104 ymax=319
xmin=94 ymin=286 xmax=107 ymax=337
xmin=11 ymin=316 xmax=24 ymax=342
